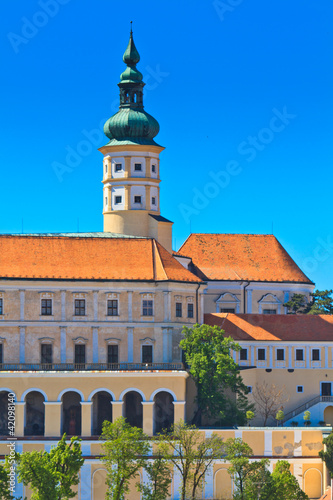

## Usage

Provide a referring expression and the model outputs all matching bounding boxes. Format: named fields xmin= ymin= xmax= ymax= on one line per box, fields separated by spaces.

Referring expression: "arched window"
xmin=124 ymin=391 xmax=143 ymax=428
xmin=62 ymin=391 xmax=82 ymax=435
xmin=92 ymin=391 xmax=113 ymax=435
xmin=25 ymin=391 xmax=45 ymax=436
xmin=153 ymin=391 xmax=174 ymax=434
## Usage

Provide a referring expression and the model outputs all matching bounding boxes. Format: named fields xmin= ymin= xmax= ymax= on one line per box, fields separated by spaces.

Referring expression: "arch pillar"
xmin=111 ymin=401 xmax=124 ymax=421
xmin=44 ymin=402 xmax=61 ymax=437
xmin=173 ymin=401 xmax=186 ymax=424
xmin=142 ymin=402 xmax=154 ymax=436
xmin=14 ymin=402 xmax=25 ymax=437
xmin=81 ymin=402 xmax=93 ymax=437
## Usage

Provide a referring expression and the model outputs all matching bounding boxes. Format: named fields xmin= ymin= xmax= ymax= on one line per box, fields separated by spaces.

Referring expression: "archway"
xmin=304 ymin=468 xmax=322 ymax=499
xmin=124 ymin=391 xmax=143 ymax=428
xmin=62 ymin=391 xmax=82 ymax=436
xmin=324 ymin=406 xmax=333 ymax=426
xmin=0 ymin=391 xmax=11 ymax=435
xmin=93 ymin=469 xmax=108 ymax=500
xmin=25 ymin=391 xmax=45 ymax=436
xmin=92 ymin=391 xmax=113 ymax=435
xmin=153 ymin=391 xmax=174 ymax=434
xmin=214 ymin=468 xmax=233 ymax=500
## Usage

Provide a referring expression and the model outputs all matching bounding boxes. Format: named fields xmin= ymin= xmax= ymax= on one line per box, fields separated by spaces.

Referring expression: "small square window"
xmin=74 ymin=299 xmax=85 ymax=316
xmin=297 ymin=385 xmax=303 ymax=393
xmin=115 ymin=163 xmax=122 ymax=172
xmin=108 ymin=344 xmax=118 ymax=364
xmin=134 ymin=196 xmax=142 ymax=204
xmin=142 ymin=300 xmax=153 ymax=316
xmin=107 ymin=299 xmax=118 ymax=316
xmin=152 ymin=164 xmax=156 ymax=173
xmin=277 ymin=349 xmax=285 ymax=361
xmin=134 ymin=163 xmax=142 ymax=171
xmin=187 ymin=303 xmax=194 ymax=318
xmin=176 ymin=302 xmax=182 ymax=318
xmin=152 ymin=197 xmax=156 ymax=205
xmin=115 ymin=196 xmax=122 ymax=204
xmin=263 ymin=309 xmax=277 ymax=314
xmin=312 ymin=349 xmax=320 ymax=361
xmin=142 ymin=345 xmax=153 ymax=363
xmin=247 ymin=386 xmax=252 ymax=394
xmin=258 ymin=348 xmax=266 ymax=361
xmin=240 ymin=348 xmax=248 ymax=361
xmin=296 ymin=349 xmax=304 ymax=361
xmin=41 ymin=299 xmax=52 ymax=316
xmin=0 ymin=298 xmax=3 ymax=315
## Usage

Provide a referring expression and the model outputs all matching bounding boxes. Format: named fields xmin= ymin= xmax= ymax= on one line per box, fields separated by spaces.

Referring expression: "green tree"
xmin=159 ymin=420 xmax=224 ymax=500
xmin=276 ymin=409 xmax=285 ymax=426
xmin=224 ymin=438 xmax=254 ymax=500
xmin=246 ymin=411 xmax=255 ymax=426
xmin=284 ymin=293 xmax=308 ymax=314
xmin=180 ymin=324 xmax=252 ymax=426
xmin=101 ymin=417 xmax=150 ymax=500
xmin=16 ymin=434 xmax=83 ymax=500
xmin=319 ymin=432 xmax=333 ymax=477
xmin=0 ymin=463 xmax=14 ymax=500
xmin=269 ymin=460 xmax=309 ymax=499
xmin=307 ymin=289 xmax=333 ymax=315
xmin=303 ymin=411 xmax=311 ymax=426
xmin=137 ymin=446 xmax=172 ymax=500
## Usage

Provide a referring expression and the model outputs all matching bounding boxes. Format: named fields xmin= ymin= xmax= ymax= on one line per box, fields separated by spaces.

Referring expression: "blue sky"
xmin=1 ymin=0 xmax=332 ymax=290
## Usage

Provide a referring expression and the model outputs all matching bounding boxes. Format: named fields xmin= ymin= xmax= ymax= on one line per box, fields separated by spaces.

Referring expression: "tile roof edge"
xmin=152 ymin=239 xmax=168 ymax=281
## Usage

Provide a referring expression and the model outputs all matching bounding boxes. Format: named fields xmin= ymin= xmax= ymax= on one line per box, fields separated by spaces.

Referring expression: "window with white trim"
xmin=258 ymin=348 xmax=266 ymax=361
xmin=276 ymin=349 xmax=285 ymax=361
xmin=142 ymin=345 xmax=153 ymax=363
xmin=240 ymin=348 xmax=248 ymax=361
xmin=74 ymin=299 xmax=85 ymax=316
xmin=142 ymin=299 xmax=153 ymax=316
xmin=134 ymin=195 xmax=142 ymax=204
xmin=297 ymin=385 xmax=304 ymax=393
xmin=312 ymin=349 xmax=320 ymax=361
xmin=115 ymin=196 xmax=122 ymax=204
xmin=134 ymin=163 xmax=142 ymax=171
xmin=0 ymin=298 xmax=3 ymax=315
xmin=41 ymin=344 xmax=52 ymax=364
xmin=296 ymin=349 xmax=304 ymax=361
xmin=115 ymin=163 xmax=122 ymax=172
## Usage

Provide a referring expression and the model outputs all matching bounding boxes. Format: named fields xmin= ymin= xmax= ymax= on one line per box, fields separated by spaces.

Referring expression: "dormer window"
xmin=134 ymin=196 xmax=142 ymax=204
xmin=134 ymin=163 xmax=142 ymax=171
xmin=115 ymin=163 xmax=122 ymax=172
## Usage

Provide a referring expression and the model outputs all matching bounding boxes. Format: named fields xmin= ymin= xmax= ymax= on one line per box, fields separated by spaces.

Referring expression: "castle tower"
xmin=99 ymin=29 xmax=173 ymax=252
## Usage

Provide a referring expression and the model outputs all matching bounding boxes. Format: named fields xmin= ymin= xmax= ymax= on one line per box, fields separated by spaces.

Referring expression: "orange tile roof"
xmin=178 ymin=234 xmax=313 ymax=283
xmin=204 ymin=313 xmax=333 ymax=342
xmin=0 ymin=235 xmax=201 ymax=282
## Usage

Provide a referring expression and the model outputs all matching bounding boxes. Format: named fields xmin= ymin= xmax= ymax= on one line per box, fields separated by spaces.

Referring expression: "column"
xmin=173 ymin=401 xmax=186 ymax=423
xmin=61 ymin=290 xmax=66 ymax=321
xmin=250 ymin=346 xmax=254 ymax=366
xmin=288 ymin=346 xmax=293 ymax=369
xmin=145 ymin=186 xmax=150 ymax=210
xmin=19 ymin=327 xmax=26 ymax=363
xmin=14 ymin=443 xmax=24 ymax=498
xmin=127 ymin=291 xmax=133 ymax=321
xmin=306 ymin=346 xmax=310 ymax=368
xmin=60 ymin=326 xmax=66 ymax=363
xmin=93 ymin=291 xmax=98 ymax=321
xmin=93 ymin=327 xmax=99 ymax=363
xmin=162 ymin=328 xmax=169 ymax=363
xmin=80 ymin=463 xmax=92 ymax=500
xmin=81 ymin=402 xmax=93 ymax=437
xmin=163 ymin=291 xmax=171 ymax=321
xmin=200 ymin=292 xmax=204 ymax=324
xmin=247 ymin=289 xmax=253 ymax=313
xmin=15 ymin=402 xmax=25 ymax=437
xmin=269 ymin=346 xmax=273 ymax=368
xmin=142 ymin=401 xmax=154 ymax=436
xmin=127 ymin=327 xmax=134 ymax=362
xmin=111 ymin=401 xmax=124 ymax=420
xmin=264 ymin=430 xmax=272 ymax=456
xmin=204 ymin=464 xmax=214 ymax=499
xmin=325 ymin=346 xmax=329 ymax=369
xmin=44 ymin=402 xmax=62 ymax=437
xmin=19 ymin=290 xmax=25 ymax=320
xmin=293 ymin=463 xmax=303 ymax=489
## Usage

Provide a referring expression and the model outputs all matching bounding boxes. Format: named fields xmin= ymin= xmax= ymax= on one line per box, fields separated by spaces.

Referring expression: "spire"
xmin=120 ymin=28 xmax=142 ymax=83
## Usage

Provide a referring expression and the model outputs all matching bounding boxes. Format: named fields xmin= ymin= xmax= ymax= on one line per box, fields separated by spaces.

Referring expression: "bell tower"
xmin=99 ymin=28 xmax=173 ymax=252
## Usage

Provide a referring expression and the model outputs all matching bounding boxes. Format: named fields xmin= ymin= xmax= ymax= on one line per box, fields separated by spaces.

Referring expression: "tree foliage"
xmin=16 ymin=434 xmax=83 ymax=500
xmin=158 ymin=420 xmax=225 ymax=500
xmin=0 ymin=463 xmax=14 ymax=500
xmin=101 ymin=417 xmax=150 ymax=500
xmin=284 ymin=293 xmax=308 ymax=314
xmin=269 ymin=460 xmax=308 ymax=499
xmin=319 ymin=432 xmax=333 ymax=477
xmin=284 ymin=290 xmax=333 ymax=315
xmin=252 ymin=382 xmax=289 ymax=426
xmin=180 ymin=324 xmax=252 ymax=426
xmin=137 ymin=447 xmax=172 ymax=500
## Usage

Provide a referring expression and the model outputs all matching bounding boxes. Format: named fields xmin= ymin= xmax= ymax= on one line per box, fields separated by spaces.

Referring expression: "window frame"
xmin=175 ymin=302 xmax=182 ymax=318
xmin=295 ymin=349 xmax=304 ymax=361
xmin=142 ymin=345 xmax=153 ymax=364
xmin=276 ymin=348 xmax=285 ymax=361
xmin=115 ymin=195 xmax=122 ymax=204
xmin=41 ymin=298 xmax=52 ymax=316
xmin=151 ymin=164 xmax=156 ymax=173
xmin=263 ymin=309 xmax=277 ymax=315
xmin=108 ymin=344 xmax=119 ymax=364
xmin=240 ymin=348 xmax=248 ymax=361
xmin=107 ymin=299 xmax=118 ymax=317
xmin=187 ymin=303 xmax=194 ymax=318
xmin=115 ymin=163 xmax=122 ymax=172
xmin=312 ymin=349 xmax=320 ymax=361
xmin=74 ymin=299 xmax=86 ymax=316
xmin=220 ymin=307 xmax=236 ymax=313
xmin=297 ymin=385 xmax=304 ymax=393
xmin=74 ymin=344 xmax=86 ymax=365
xmin=41 ymin=344 xmax=53 ymax=364
xmin=142 ymin=299 xmax=153 ymax=317
xmin=151 ymin=197 xmax=156 ymax=205
xmin=134 ymin=195 xmax=142 ymax=204
xmin=0 ymin=298 xmax=3 ymax=315
xmin=258 ymin=348 xmax=266 ymax=361
xmin=134 ymin=163 xmax=142 ymax=171
xmin=0 ymin=343 xmax=3 ymax=364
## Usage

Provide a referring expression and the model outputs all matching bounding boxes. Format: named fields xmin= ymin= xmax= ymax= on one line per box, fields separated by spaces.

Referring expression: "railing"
xmin=0 ymin=362 xmax=185 ymax=372
xmin=283 ymin=395 xmax=333 ymax=422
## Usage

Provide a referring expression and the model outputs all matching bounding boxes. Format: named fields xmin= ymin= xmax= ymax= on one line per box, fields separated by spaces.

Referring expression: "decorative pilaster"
xmin=142 ymin=402 xmax=154 ymax=436
xmin=93 ymin=291 xmax=99 ymax=321
xmin=127 ymin=327 xmax=134 ymax=362
xmin=44 ymin=402 xmax=62 ymax=437
xmin=81 ymin=402 xmax=93 ymax=437
xmin=19 ymin=290 xmax=25 ymax=320
xmin=93 ymin=327 xmax=99 ymax=363
xmin=173 ymin=401 xmax=186 ymax=423
xmin=60 ymin=326 xmax=66 ymax=363
xmin=14 ymin=402 xmax=25 ymax=437
xmin=111 ymin=401 xmax=124 ymax=420
xmin=127 ymin=291 xmax=133 ymax=321
xmin=61 ymin=290 xmax=66 ymax=321
xmin=19 ymin=327 xmax=25 ymax=363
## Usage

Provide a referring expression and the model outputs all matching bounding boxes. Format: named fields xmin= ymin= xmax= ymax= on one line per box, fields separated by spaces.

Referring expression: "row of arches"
xmin=0 ymin=389 xmax=174 ymax=437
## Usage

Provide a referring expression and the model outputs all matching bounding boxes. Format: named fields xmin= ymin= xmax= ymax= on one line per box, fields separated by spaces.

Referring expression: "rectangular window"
xmin=297 ymin=386 xmax=304 ymax=393
xmin=75 ymin=344 xmax=86 ymax=365
xmin=0 ymin=344 xmax=3 ymax=364
xmin=152 ymin=164 xmax=156 ymax=173
xmin=134 ymin=163 xmax=142 ymax=171
xmin=187 ymin=303 xmax=194 ymax=318
xmin=263 ymin=309 xmax=277 ymax=314
xmin=176 ymin=302 xmax=182 ymax=318
xmin=142 ymin=300 xmax=153 ymax=316
xmin=152 ymin=197 xmax=156 ymax=205
xmin=321 ymin=382 xmax=332 ymax=396
xmin=74 ymin=299 xmax=85 ymax=316
xmin=134 ymin=195 xmax=142 ymax=204
xmin=258 ymin=348 xmax=266 ymax=361
xmin=41 ymin=344 xmax=52 ymax=364
xmin=220 ymin=308 xmax=235 ymax=313
xmin=105 ymin=196 xmax=108 ymax=206
xmin=296 ymin=349 xmax=304 ymax=361
xmin=41 ymin=299 xmax=52 ymax=316
xmin=240 ymin=348 xmax=248 ymax=361
xmin=107 ymin=299 xmax=118 ymax=316
xmin=0 ymin=298 xmax=3 ymax=315
xmin=115 ymin=163 xmax=122 ymax=171
xmin=105 ymin=164 xmax=107 ymax=173
xmin=247 ymin=386 xmax=252 ymax=394
xmin=115 ymin=196 xmax=122 ymax=204
xmin=312 ymin=349 xmax=320 ymax=361
xmin=277 ymin=349 xmax=285 ymax=361
xmin=108 ymin=345 xmax=118 ymax=364
xmin=142 ymin=345 xmax=153 ymax=363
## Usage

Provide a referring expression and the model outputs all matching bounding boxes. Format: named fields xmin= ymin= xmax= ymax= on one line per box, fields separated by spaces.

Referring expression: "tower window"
xmin=134 ymin=163 xmax=142 ymax=171
xmin=152 ymin=164 xmax=156 ymax=173
xmin=115 ymin=163 xmax=122 ymax=172
xmin=152 ymin=197 xmax=156 ymax=205
xmin=105 ymin=196 xmax=108 ymax=206
xmin=105 ymin=164 xmax=107 ymax=173
xmin=41 ymin=299 xmax=52 ymax=316
xmin=115 ymin=196 xmax=122 ymax=204
xmin=134 ymin=196 xmax=142 ymax=204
